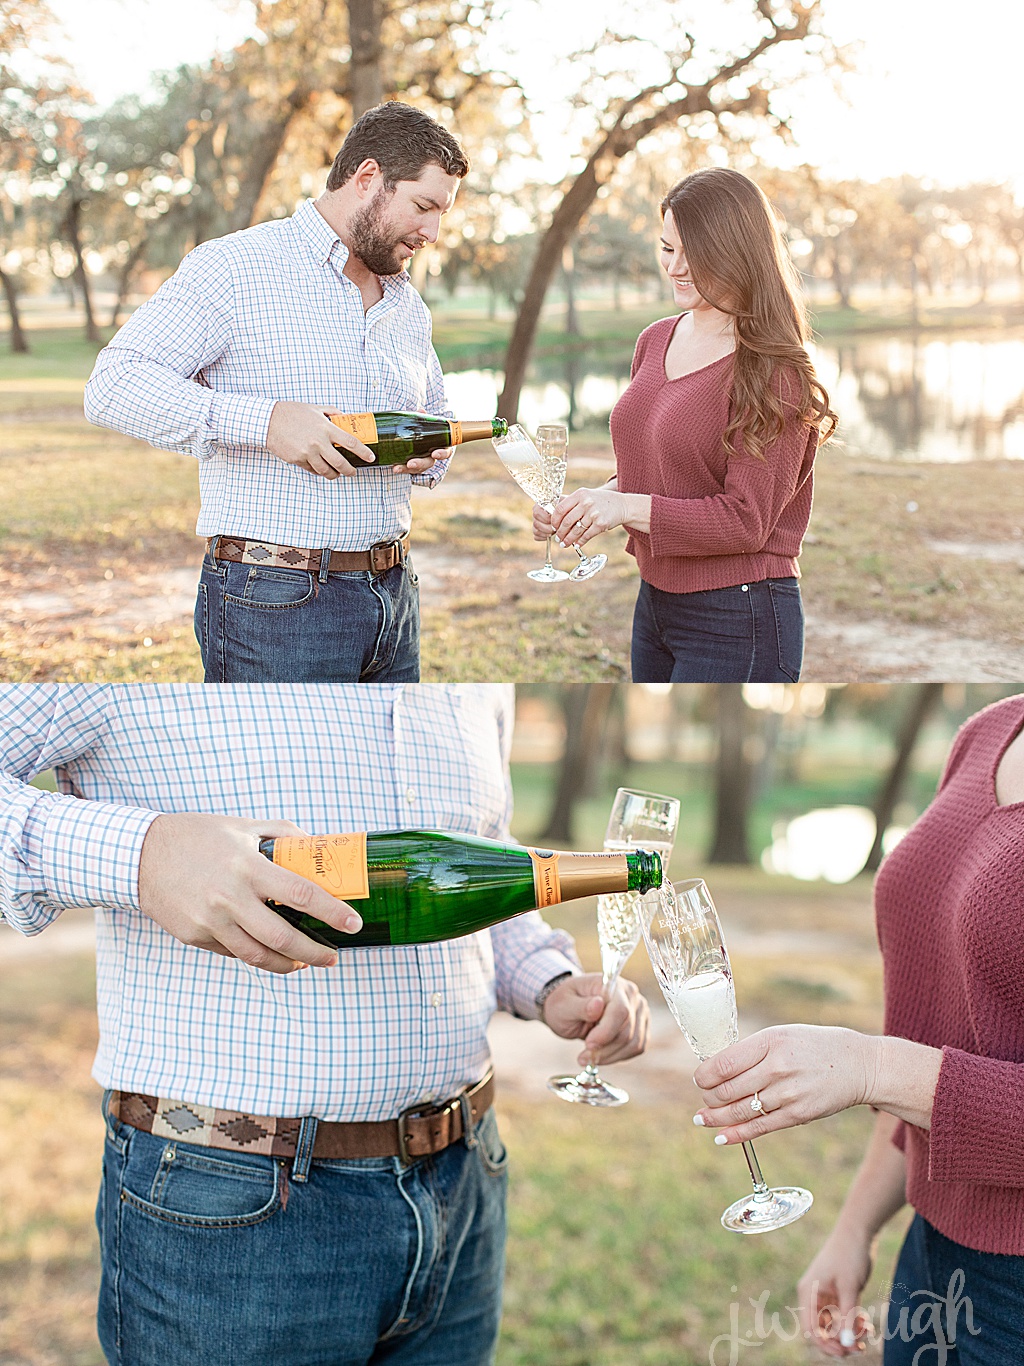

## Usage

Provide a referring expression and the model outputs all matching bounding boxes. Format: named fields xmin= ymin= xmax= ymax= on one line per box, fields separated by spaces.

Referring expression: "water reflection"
xmin=444 ymin=331 xmax=1024 ymax=462
xmin=762 ymin=807 xmax=906 ymax=884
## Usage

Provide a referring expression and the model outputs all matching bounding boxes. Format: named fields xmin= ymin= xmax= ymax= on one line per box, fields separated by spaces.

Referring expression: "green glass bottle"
xmin=329 ymin=412 xmax=509 ymax=466
xmin=258 ymin=830 xmax=662 ymax=948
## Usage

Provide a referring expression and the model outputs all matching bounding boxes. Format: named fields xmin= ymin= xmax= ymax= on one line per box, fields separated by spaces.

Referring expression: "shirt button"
xmin=431 ymin=992 xmax=442 ymax=1008
xmin=405 ymin=787 xmax=416 ymax=803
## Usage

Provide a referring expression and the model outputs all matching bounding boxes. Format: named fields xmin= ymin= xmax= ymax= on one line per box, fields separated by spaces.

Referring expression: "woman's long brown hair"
xmin=661 ymin=168 xmax=838 ymax=459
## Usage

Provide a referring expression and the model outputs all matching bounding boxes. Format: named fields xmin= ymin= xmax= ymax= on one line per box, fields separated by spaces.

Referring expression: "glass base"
xmin=527 ymin=564 xmax=570 ymax=582
xmin=547 ymin=1070 xmax=629 ymax=1107
xmin=569 ymin=553 xmax=607 ymax=582
xmin=720 ymin=1186 xmax=814 ymax=1235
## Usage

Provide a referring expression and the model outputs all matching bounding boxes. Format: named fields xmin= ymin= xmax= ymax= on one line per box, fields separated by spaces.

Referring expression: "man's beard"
xmin=347 ymin=189 xmax=411 ymax=276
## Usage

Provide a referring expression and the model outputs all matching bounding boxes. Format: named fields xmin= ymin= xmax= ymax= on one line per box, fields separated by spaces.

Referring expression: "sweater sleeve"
xmin=647 ymin=411 xmax=815 ymax=558
xmin=927 ymin=1046 xmax=1024 ymax=1188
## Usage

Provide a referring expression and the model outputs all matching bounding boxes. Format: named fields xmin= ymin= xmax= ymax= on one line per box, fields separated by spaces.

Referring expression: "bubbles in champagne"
xmin=664 ymin=970 xmax=739 ymax=1061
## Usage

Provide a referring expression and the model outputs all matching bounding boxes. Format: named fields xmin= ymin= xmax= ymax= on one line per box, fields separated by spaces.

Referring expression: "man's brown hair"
xmin=327 ymin=101 xmax=469 ymax=191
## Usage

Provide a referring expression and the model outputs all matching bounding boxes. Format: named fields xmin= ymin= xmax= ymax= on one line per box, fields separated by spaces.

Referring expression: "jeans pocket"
xmin=227 ymin=566 xmax=315 ymax=610
xmin=121 ymin=1139 xmax=283 ymax=1229
xmin=768 ymin=579 xmax=803 ymax=682
xmin=474 ymin=1108 xmax=509 ymax=1177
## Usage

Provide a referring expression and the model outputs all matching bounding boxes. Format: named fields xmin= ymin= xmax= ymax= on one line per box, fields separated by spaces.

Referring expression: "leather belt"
xmin=110 ymin=1070 xmax=494 ymax=1167
xmin=207 ymin=535 xmax=409 ymax=575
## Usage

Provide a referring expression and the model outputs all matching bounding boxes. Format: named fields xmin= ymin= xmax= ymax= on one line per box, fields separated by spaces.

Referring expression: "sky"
xmin=44 ymin=0 xmax=1021 ymax=191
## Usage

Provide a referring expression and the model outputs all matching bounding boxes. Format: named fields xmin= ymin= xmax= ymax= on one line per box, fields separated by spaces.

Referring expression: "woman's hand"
xmin=691 ymin=1025 xmax=880 ymax=1144
xmin=533 ymin=503 xmax=556 ymax=541
xmin=797 ymin=1226 xmax=875 ymax=1357
xmin=550 ymin=488 xmax=630 ymax=547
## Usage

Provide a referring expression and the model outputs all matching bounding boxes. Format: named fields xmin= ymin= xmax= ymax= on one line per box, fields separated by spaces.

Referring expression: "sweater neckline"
xmin=990 ymin=698 xmax=1024 ymax=811
xmin=660 ymin=314 xmax=736 ymax=384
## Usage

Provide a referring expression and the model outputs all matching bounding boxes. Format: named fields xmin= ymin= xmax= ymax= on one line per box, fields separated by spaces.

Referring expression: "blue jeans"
xmin=630 ymin=577 xmax=804 ymax=682
xmin=883 ymin=1213 xmax=1024 ymax=1364
xmin=194 ymin=551 xmax=421 ymax=682
xmin=96 ymin=1097 xmax=508 ymax=1366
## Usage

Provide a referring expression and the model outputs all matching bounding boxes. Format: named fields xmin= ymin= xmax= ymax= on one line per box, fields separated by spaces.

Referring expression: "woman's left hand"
xmin=691 ymin=1025 xmax=880 ymax=1145
xmin=551 ymin=487 xmax=628 ymax=548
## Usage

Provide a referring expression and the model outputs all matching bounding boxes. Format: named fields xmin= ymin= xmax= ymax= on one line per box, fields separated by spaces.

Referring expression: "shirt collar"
xmin=292 ymin=197 xmax=411 ymax=292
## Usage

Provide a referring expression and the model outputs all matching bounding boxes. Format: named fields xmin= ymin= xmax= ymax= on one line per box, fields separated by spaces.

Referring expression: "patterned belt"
xmin=208 ymin=535 xmax=409 ymax=575
xmin=109 ymin=1070 xmax=494 ymax=1166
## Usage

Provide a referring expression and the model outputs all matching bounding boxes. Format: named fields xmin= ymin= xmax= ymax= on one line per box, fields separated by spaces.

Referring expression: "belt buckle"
xmin=369 ymin=540 xmax=396 ymax=574
xmin=396 ymin=1094 xmax=456 ymax=1167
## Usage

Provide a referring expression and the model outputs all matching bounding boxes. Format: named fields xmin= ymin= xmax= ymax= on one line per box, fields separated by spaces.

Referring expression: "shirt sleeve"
xmin=83 ymin=245 xmax=277 ymax=461
xmin=0 ymin=686 xmax=161 ymax=934
xmin=409 ymin=340 xmax=454 ymax=489
xmin=926 ymin=1046 xmax=1024 ymax=1188
xmin=645 ymin=411 xmax=816 ymax=559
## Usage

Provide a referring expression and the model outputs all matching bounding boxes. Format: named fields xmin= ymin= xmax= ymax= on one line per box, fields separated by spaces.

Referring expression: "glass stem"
xmin=543 ymin=536 xmax=555 ymax=569
xmin=741 ymin=1141 xmax=773 ymax=1201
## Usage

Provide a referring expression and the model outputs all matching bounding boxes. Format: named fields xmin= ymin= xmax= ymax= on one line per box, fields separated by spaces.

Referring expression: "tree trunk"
xmin=0 ymin=267 xmax=29 ymax=353
xmin=109 ymin=236 xmax=148 ymax=328
xmin=708 ymin=685 xmax=752 ymax=865
xmin=562 ymin=243 xmax=579 ymax=336
xmin=862 ymin=683 xmax=943 ymax=873
xmin=348 ymin=0 xmax=384 ymax=117
xmin=65 ymin=193 xmax=100 ymax=343
xmin=541 ymin=685 xmax=616 ymax=844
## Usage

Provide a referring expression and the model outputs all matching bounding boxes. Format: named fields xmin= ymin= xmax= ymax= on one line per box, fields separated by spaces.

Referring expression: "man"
xmin=0 ymin=683 xmax=650 ymax=1366
xmin=84 ymin=102 xmax=467 ymax=683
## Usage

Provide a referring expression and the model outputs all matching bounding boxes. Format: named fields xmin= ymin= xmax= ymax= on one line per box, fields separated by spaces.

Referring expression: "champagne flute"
xmin=492 ymin=425 xmax=606 ymax=582
xmin=641 ymin=879 xmax=814 ymax=1233
xmin=529 ymin=423 xmax=570 ymax=583
xmin=548 ymin=788 xmax=680 ymax=1106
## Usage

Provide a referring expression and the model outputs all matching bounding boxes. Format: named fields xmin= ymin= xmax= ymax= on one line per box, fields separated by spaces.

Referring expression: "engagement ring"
xmin=750 ymin=1091 xmax=765 ymax=1113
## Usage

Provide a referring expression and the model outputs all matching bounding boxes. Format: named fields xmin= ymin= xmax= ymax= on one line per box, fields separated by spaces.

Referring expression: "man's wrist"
xmin=535 ymin=971 xmax=573 ymax=1022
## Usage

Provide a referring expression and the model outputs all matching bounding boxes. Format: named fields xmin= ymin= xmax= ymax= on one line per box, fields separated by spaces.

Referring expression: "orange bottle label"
xmin=528 ymin=848 xmax=562 ymax=906
xmin=449 ymin=420 xmax=462 ymax=446
xmin=329 ymin=413 xmax=379 ymax=445
xmin=271 ymin=833 xmax=370 ymax=900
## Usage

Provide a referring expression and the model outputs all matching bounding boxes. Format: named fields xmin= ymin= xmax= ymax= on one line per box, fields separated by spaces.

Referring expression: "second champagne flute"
xmin=641 ymin=878 xmax=814 ymax=1233
xmin=548 ymin=788 xmax=679 ymax=1106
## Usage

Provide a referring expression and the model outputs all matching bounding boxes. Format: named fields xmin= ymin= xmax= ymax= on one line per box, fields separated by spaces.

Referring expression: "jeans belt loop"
xmin=317 ymin=547 xmax=331 ymax=584
xmin=291 ymin=1116 xmax=319 ymax=1182
xmin=458 ymin=1090 xmax=478 ymax=1150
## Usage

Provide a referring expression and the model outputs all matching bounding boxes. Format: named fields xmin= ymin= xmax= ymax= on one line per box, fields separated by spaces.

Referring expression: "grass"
xmin=0 ymin=862 xmax=903 ymax=1366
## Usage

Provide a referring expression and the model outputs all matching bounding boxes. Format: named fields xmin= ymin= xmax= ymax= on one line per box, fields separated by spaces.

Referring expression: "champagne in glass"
xmin=529 ymin=423 xmax=570 ymax=583
xmin=549 ymin=789 xmax=679 ymax=1107
xmin=492 ymin=425 xmax=606 ymax=582
xmin=642 ymin=879 xmax=813 ymax=1234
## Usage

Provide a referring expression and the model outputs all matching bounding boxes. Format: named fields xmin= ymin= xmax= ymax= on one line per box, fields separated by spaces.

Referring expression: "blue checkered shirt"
xmin=0 ymin=684 xmax=579 ymax=1120
xmin=83 ymin=199 xmax=452 ymax=549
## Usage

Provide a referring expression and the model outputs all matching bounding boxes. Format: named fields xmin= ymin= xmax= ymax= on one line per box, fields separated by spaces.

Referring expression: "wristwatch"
xmin=535 ymin=971 xmax=574 ymax=1019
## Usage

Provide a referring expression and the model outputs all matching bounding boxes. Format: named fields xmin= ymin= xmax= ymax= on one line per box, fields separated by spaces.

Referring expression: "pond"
xmin=443 ymin=330 xmax=1024 ymax=462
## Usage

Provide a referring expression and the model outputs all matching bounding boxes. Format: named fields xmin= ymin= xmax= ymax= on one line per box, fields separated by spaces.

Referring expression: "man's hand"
xmin=532 ymin=503 xmax=556 ymax=541
xmin=392 ymin=445 xmax=454 ymax=476
xmin=266 ymin=401 xmax=376 ymax=479
xmin=138 ymin=813 xmax=363 ymax=974
xmin=541 ymin=973 xmax=650 ymax=1065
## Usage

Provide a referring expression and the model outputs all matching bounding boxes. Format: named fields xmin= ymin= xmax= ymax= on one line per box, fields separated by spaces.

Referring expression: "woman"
xmin=691 ymin=693 xmax=1024 ymax=1362
xmin=537 ymin=167 xmax=837 ymax=682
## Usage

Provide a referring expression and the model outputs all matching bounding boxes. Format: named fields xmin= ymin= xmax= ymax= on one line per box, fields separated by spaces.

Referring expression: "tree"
xmin=708 ymin=686 xmax=754 ymax=865
xmin=496 ymin=0 xmax=838 ymax=421
xmin=540 ymin=685 xmax=617 ymax=844
xmin=861 ymin=683 xmax=943 ymax=873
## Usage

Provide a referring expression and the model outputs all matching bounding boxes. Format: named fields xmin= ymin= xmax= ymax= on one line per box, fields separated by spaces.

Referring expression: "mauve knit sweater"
xmin=610 ymin=315 xmax=818 ymax=594
xmin=875 ymin=694 xmax=1024 ymax=1254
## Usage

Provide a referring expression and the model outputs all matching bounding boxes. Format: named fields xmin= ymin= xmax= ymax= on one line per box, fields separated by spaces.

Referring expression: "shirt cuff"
xmin=506 ymin=939 xmax=582 ymax=1021
xmin=410 ymin=452 xmax=453 ymax=488
xmin=207 ymin=393 xmax=279 ymax=454
xmin=30 ymin=794 xmax=162 ymax=913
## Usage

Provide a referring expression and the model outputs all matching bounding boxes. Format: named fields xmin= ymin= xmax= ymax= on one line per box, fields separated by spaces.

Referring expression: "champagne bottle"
xmin=258 ymin=829 xmax=663 ymax=948
xmin=329 ymin=412 xmax=509 ymax=466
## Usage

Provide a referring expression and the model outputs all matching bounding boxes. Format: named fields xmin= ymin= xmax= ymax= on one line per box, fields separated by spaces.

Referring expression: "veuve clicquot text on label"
xmin=258 ymin=830 xmax=663 ymax=948
xmin=329 ymin=412 xmax=509 ymax=466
